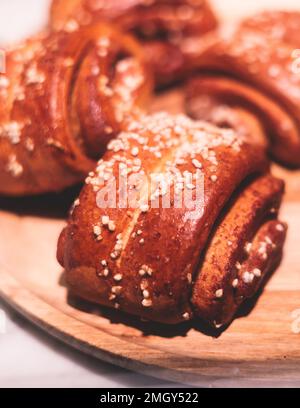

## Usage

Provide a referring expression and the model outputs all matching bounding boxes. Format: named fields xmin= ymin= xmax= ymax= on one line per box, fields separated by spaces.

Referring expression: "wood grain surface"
xmin=0 ymin=89 xmax=299 ymax=387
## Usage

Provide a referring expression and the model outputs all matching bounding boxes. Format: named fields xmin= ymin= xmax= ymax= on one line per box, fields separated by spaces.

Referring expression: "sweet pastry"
xmin=0 ymin=24 xmax=151 ymax=196
xmin=50 ymin=0 xmax=218 ymax=85
xmin=57 ymin=113 xmax=287 ymax=327
xmin=185 ymin=11 xmax=300 ymax=167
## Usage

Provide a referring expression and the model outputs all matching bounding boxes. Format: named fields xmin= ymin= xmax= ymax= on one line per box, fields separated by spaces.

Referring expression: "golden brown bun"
xmin=184 ymin=11 xmax=300 ymax=167
xmin=57 ymin=113 xmax=287 ymax=327
xmin=50 ymin=0 xmax=218 ymax=86
xmin=0 ymin=24 xmax=152 ymax=196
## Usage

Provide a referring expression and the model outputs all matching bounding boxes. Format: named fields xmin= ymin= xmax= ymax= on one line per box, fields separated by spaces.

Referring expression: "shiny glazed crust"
xmin=49 ymin=0 xmax=218 ymax=85
xmin=57 ymin=113 xmax=287 ymax=327
xmin=184 ymin=11 xmax=300 ymax=167
xmin=0 ymin=24 xmax=152 ymax=196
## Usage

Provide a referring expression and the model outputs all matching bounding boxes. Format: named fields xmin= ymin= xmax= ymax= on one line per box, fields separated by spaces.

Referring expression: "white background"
xmin=0 ymin=0 xmax=300 ymax=44
xmin=0 ymin=0 xmax=299 ymax=388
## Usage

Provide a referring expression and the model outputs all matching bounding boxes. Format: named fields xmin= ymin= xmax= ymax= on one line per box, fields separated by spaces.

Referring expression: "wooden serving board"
xmin=0 ymin=89 xmax=300 ymax=387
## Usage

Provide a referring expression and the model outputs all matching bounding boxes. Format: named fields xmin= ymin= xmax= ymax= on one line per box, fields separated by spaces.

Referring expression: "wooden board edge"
xmin=1 ymin=265 xmax=300 ymax=387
